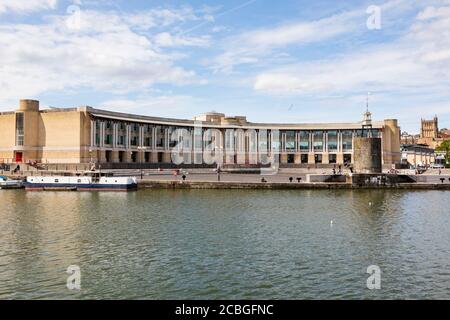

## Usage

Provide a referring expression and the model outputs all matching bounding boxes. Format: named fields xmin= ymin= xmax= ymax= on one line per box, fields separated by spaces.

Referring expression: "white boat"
xmin=0 ymin=176 xmax=24 ymax=189
xmin=24 ymin=173 xmax=137 ymax=191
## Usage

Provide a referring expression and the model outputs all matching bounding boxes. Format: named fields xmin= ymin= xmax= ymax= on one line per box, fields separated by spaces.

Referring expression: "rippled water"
xmin=0 ymin=189 xmax=449 ymax=299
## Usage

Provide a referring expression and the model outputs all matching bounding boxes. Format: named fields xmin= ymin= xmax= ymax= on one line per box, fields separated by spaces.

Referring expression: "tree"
xmin=436 ymin=140 xmax=450 ymax=166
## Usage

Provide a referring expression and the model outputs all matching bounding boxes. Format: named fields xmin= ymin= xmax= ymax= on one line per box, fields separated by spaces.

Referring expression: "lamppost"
xmin=137 ymin=146 xmax=147 ymax=179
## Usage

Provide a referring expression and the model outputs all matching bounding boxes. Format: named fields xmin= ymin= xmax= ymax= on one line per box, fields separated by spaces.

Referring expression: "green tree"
xmin=436 ymin=140 xmax=450 ymax=166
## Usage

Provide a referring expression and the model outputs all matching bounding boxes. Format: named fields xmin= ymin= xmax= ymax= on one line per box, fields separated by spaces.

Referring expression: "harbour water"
xmin=0 ymin=189 xmax=449 ymax=299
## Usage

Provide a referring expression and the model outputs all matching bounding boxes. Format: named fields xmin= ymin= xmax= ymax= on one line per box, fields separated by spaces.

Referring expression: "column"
xmin=90 ymin=120 xmax=95 ymax=147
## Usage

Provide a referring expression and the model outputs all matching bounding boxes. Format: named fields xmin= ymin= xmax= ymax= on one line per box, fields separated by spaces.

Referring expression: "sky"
xmin=0 ymin=0 xmax=450 ymax=133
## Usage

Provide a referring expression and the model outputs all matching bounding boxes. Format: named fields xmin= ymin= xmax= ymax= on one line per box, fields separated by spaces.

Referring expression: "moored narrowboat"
xmin=24 ymin=173 xmax=137 ymax=191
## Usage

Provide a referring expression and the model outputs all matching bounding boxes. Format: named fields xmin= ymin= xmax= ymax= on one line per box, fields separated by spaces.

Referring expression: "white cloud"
xmin=0 ymin=0 xmax=57 ymax=14
xmin=253 ymin=4 xmax=450 ymax=98
xmin=154 ymin=32 xmax=210 ymax=47
xmin=99 ymin=94 xmax=200 ymax=119
xmin=416 ymin=5 xmax=450 ymax=20
xmin=0 ymin=7 xmax=208 ymax=108
xmin=210 ymin=9 xmax=363 ymax=73
xmin=122 ymin=6 xmax=199 ymax=31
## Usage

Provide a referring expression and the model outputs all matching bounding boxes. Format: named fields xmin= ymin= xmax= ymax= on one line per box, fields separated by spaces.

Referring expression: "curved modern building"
xmin=0 ymin=99 xmax=401 ymax=168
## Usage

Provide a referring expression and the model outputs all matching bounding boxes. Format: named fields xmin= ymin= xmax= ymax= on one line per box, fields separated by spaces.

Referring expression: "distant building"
xmin=400 ymin=131 xmax=419 ymax=145
xmin=440 ymin=128 xmax=450 ymax=139
xmin=401 ymin=144 xmax=435 ymax=168
xmin=420 ymin=116 xmax=439 ymax=139
xmin=418 ymin=116 xmax=445 ymax=148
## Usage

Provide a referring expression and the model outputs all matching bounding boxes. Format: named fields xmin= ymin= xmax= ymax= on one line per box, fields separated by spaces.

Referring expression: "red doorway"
xmin=15 ymin=152 xmax=23 ymax=163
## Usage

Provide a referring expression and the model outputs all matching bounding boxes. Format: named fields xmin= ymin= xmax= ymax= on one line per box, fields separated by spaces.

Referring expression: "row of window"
xmin=93 ymin=120 xmax=380 ymax=151
xmin=286 ymin=154 xmax=352 ymax=164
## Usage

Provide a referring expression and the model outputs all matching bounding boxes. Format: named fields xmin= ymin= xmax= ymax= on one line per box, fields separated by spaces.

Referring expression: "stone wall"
xmin=353 ymin=137 xmax=382 ymax=173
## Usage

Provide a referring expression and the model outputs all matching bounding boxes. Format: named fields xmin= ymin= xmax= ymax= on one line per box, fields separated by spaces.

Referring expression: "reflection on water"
xmin=0 ymin=189 xmax=449 ymax=299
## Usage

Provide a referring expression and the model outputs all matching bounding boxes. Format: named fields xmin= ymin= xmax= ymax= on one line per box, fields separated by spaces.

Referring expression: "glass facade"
xmin=285 ymin=131 xmax=296 ymax=151
xmin=327 ymin=130 xmax=338 ymax=151
xmin=86 ymin=115 xmax=393 ymax=166
xmin=342 ymin=130 xmax=353 ymax=151
xmin=104 ymin=134 xmax=113 ymax=145
xmin=299 ymin=131 xmax=309 ymax=151
xmin=313 ymin=131 xmax=323 ymax=152
xmin=156 ymin=126 xmax=165 ymax=148
xmin=15 ymin=113 xmax=24 ymax=146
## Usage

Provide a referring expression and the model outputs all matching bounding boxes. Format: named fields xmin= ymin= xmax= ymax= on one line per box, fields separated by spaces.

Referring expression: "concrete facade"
xmin=0 ymin=99 xmax=402 ymax=167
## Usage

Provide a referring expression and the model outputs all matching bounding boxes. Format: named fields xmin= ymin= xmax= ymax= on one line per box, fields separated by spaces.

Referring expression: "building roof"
xmin=83 ymin=106 xmax=386 ymax=130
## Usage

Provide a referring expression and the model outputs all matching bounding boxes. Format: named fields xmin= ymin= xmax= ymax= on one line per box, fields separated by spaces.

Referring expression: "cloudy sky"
xmin=1 ymin=0 xmax=450 ymax=132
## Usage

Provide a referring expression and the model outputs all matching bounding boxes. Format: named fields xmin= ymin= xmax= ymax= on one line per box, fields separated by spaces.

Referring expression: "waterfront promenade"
xmin=135 ymin=169 xmax=450 ymax=189
xmin=3 ymin=168 xmax=450 ymax=189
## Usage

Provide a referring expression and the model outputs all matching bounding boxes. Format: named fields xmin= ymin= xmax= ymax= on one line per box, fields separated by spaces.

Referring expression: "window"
xmin=301 ymin=154 xmax=308 ymax=163
xmin=372 ymin=129 xmax=380 ymax=138
xmin=156 ymin=126 xmax=165 ymax=148
xmin=54 ymin=179 xmax=59 ymax=183
xmin=327 ymin=131 xmax=338 ymax=151
xmin=299 ymin=131 xmax=309 ymax=151
xmin=356 ymin=129 xmax=368 ymax=138
xmin=344 ymin=154 xmax=352 ymax=164
xmin=258 ymin=130 xmax=268 ymax=153
xmin=118 ymin=135 xmax=125 ymax=146
xmin=342 ymin=130 xmax=353 ymax=151
xmin=287 ymin=154 xmax=295 ymax=163
xmin=168 ymin=127 xmax=177 ymax=148
xmin=285 ymin=131 xmax=296 ymax=151
xmin=313 ymin=131 xmax=323 ymax=151
xmin=329 ymin=154 xmax=337 ymax=164
xmin=15 ymin=113 xmax=24 ymax=146
xmin=131 ymin=136 xmax=138 ymax=146
xmin=104 ymin=134 xmax=113 ymax=145
xmin=315 ymin=154 xmax=322 ymax=164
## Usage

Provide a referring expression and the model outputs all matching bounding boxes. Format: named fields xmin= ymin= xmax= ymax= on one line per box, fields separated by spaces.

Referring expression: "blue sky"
xmin=1 ymin=0 xmax=450 ymax=132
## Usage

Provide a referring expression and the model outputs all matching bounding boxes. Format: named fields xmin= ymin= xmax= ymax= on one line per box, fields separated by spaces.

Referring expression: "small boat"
xmin=0 ymin=176 xmax=24 ymax=189
xmin=24 ymin=173 xmax=137 ymax=191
